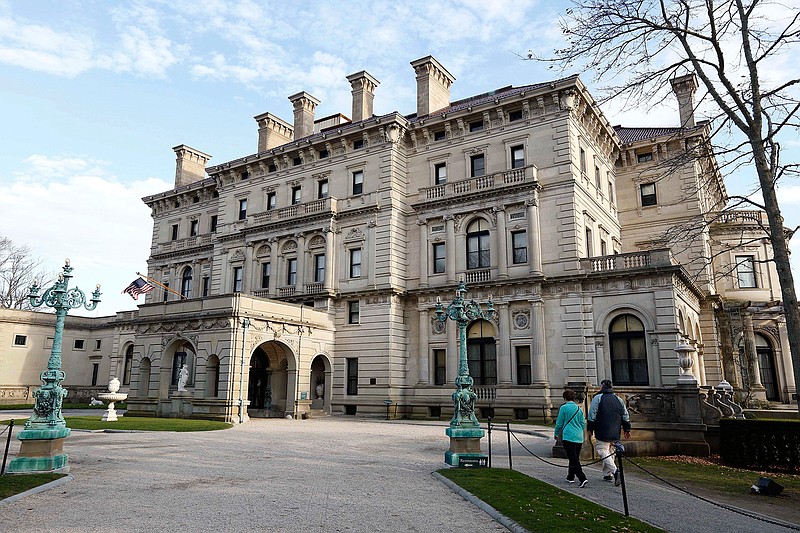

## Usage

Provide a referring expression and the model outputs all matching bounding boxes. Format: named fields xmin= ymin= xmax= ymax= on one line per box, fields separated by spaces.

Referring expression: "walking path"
xmin=1 ymin=416 xmax=796 ymax=533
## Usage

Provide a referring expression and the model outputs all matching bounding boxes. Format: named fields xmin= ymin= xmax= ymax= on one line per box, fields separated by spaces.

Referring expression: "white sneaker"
xmin=579 ymin=480 xmax=588 ymax=488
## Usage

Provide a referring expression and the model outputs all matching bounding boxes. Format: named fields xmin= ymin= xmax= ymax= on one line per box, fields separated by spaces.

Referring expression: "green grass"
xmin=0 ymin=403 xmax=127 ymax=410
xmin=0 ymin=473 xmax=66 ymax=500
xmin=440 ymin=468 xmax=664 ymax=533
xmin=2 ymin=417 xmax=232 ymax=432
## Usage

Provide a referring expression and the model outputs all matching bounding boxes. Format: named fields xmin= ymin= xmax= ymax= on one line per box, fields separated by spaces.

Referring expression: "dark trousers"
xmin=563 ymin=440 xmax=587 ymax=482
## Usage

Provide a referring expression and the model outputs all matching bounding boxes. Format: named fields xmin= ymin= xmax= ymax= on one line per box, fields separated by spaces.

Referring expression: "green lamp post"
xmin=436 ymin=279 xmax=494 ymax=467
xmin=8 ymin=259 xmax=101 ymax=474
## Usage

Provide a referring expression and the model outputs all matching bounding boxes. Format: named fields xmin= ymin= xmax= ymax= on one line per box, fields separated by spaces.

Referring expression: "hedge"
xmin=719 ymin=418 xmax=800 ymax=473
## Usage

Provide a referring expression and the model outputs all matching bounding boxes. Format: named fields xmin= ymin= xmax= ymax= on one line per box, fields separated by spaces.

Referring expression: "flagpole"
xmin=136 ymin=272 xmax=186 ymax=299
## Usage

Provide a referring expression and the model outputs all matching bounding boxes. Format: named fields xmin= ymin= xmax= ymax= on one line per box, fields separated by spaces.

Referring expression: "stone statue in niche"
xmin=315 ymin=378 xmax=325 ymax=399
xmin=177 ymin=364 xmax=189 ymax=391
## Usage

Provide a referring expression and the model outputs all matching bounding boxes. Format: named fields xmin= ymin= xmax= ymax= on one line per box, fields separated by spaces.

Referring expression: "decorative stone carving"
xmin=432 ymin=319 xmax=446 ymax=335
xmin=281 ymin=240 xmax=298 ymax=253
xmin=512 ymin=310 xmax=530 ymax=330
xmin=345 ymin=228 xmax=365 ymax=242
xmin=626 ymin=393 xmax=677 ymax=419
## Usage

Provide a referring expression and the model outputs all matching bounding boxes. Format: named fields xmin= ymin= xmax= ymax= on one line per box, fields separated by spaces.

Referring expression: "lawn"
xmin=1 ymin=417 xmax=232 ymax=432
xmin=0 ymin=473 xmax=66 ymax=500
xmin=440 ymin=467 xmax=664 ymax=533
xmin=0 ymin=403 xmax=127 ymax=410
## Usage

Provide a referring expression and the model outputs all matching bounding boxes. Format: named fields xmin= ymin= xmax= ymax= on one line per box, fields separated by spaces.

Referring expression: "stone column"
xmin=367 ymin=220 xmax=377 ymax=286
xmin=324 ymin=226 xmax=336 ymax=291
xmin=243 ymin=244 xmax=254 ymax=293
xmin=445 ymin=215 xmax=456 ymax=283
xmin=295 ymin=233 xmax=306 ymax=289
xmin=742 ymin=313 xmax=764 ymax=388
xmin=497 ymin=303 xmax=512 ymax=383
xmin=778 ymin=318 xmax=796 ymax=397
xmin=418 ymin=220 xmax=429 ymax=287
xmin=418 ymin=309 xmax=430 ymax=384
xmin=268 ymin=238 xmax=279 ymax=295
xmin=527 ymin=195 xmax=543 ymax=275
xmin=530 ymin=298 xmax=548 ymax=383
xmin=495 ymin=206 xmax=508 ymax=279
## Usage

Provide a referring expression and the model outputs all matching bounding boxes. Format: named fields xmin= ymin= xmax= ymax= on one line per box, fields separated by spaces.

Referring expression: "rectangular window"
xmin=210 ymin=215 xmax=218 ymax=233
xmin=432 ymin=243 xmax=446 ymax=274
xmin=579 ymin=147 xmax=587 ymax=174
xmin=352 ymin=170 xmax=364 ymax=195
xmin=467 ymin=231 xmax=490 ymax=269
xmin=434 ymin=163 xmax=447 ymax=185
xmin=91 ymin=363 xmax=99 ymax=387
xmin=608 ymin=179 xmax=615 ymax=203
xmin=348 ymin=300 xmax=360 ymax=324
xmin=585 ymin=228 xmax=593 ymax=256
xmin=287 ymin=258 xmax=297 ymax=285
xmin=637 ymin=152 xmax=654 ymax=163
xmin=241 ymin=171 xmax=249 ymax=180
xmin=736 ymin=256 xmax=757 ymax=288
xmin=318 ymin=179 xmax=329 ymax=199
xmin=601 ymin=239 xmax=608 ymax=256
xmin=261 ymin=262 xmax=271 ymax=289
xmin=163 ymin=282 xmax=170 ymax=302
xmin=353 ymin=139 xmax=364 ymax=150
xmin=319 ymin=149 xmax=329 ymax=159
xmin=512 ymin=231 xmax=528 ymax=264
xmin=508 ymin=110 xmax=523 ymax=122
xmin=238 ymin=198 xmax=248 ymax=220
xmin=292 ymin=156 xmax=302 ymax=166
xmin=469 ymin=120 xmax=483 ymax=132
xmin=470 ymin=154 xmax=485 ymax=177
xmin=95 ymin=339 xmax=102 ymax=350
xmin=511 ymin=145 xmax=525 ymax=169
xmin=595 ymin=166 xmax=601 ymax=189
xmin=171 ymin=224 xmax=178 ymax=241
xmin=202 ymin=276 xmax=210 ymax=297
xmin=123 ymin=354 xmax=132 ymax=385
xmin=314 ymin=254 xmax=326 ymax=283
xmin=268 ymin=163 xmax=277 ymax=173
xmin=434 ymin=349 xmax=447 ymax=386
xmin=349 ymin=248 xmax=362 ymax=278
xmin=433 ymin=130 xmax=445 ymax=141
xmin=74 ymin=339 xmax=85 ymax=350
xmin=291 ymin=186 xmax=302 ymax=205
xmin=190 ymin=220 xmax=199 ymax=237
xmin=267 ymin=192 xmax=277 ymax=210
xmin=233 ymin=267 xmax=243 ymax=292
xmin=346 ymin=358 xmax=358 ymax=395
xmin=13 ymin=334 xmax=26 ymax=346
xmin=640 ymin=183 xmax=657 ymax=206
xmin=516 ymin=346 xmax=532 ymax=385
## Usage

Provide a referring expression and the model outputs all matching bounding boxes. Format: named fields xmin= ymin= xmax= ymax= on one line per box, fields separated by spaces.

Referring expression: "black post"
xmin=506 ymin=420 xmax=513 ymax=470
xmin=616 ymin=444 xmax=629 ymax=517
xmin=487 ymin=417 xmax=493 ymax=468
xmin=1 ymin=419 xmax=14 ymax=475
xmin=586 ymin=385 xmax=595 ymax=460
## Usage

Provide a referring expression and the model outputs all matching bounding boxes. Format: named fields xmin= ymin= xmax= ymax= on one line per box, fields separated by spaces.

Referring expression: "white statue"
xmin=177 ymin=364 xmax=189 ymax=391
xmin=89 ymin=397 xmax=104 ymax=406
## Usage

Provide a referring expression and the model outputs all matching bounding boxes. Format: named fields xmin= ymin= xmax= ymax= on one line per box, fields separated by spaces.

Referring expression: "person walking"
xmin=587 ymin=379 xmax=631 ymax=486
xmin=554 ymin=388 xmax=588 ymax=488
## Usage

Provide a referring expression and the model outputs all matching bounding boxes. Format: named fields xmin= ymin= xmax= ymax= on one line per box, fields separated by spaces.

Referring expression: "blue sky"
xmin=1 ymin=0 xmax=799 ymax=316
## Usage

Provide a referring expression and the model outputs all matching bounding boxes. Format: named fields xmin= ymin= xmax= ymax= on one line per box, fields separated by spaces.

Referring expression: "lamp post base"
xmin=445 ymin=426 xmax=487 ymax=467
xmin=7 ymin=427 xmax=71 ymax=474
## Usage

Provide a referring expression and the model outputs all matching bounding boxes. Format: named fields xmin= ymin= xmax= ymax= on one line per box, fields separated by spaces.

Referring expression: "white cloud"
xmin=0 ymin=156 xmax=170 ymax=317
xmin=0 ymin=16 xmax=94 ymax=77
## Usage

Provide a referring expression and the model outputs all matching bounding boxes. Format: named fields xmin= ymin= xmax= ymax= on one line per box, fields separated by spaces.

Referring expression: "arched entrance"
xmin=248 ymin=341 xmax=291 ymax=418
xmin=466 ymin=319 xmax=496 ymax=386
xmin=756 ymin=334 xmax=779 ymax=401
xmin=309 ymin=354 xmax=332 ymax=412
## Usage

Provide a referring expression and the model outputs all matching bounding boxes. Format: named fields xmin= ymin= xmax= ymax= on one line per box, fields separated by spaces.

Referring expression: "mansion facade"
xmin=2 ymin=56 xmax=795 ymax=451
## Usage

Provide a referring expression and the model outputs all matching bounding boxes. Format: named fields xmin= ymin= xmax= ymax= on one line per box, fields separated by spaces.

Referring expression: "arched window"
xmin=609 ymin=314 xmax=648 ymax=385
xmin=122 ymin=345 xmax=134 ymax=385
xmin=181 ymin=267 xmax=193 ymax=298
xmin=467 ymin=320 xmax=496 ymax=385
xmin=466 ymin=219 xmax=490 ymax=270
xmin=206 ymin=355 xmax=220 ymax=398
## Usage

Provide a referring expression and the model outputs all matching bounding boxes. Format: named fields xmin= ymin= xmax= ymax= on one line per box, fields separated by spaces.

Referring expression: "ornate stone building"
xmin=1 ymin=56 xmax=795 ymax=452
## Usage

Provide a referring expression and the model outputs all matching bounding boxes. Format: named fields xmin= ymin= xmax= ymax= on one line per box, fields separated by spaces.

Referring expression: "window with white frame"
xmin=735 ymin=255 xmax=757 ymax=288
xmin=511 ymin=231 xmax=528 ymax=264
xmin=434 ymin=163 xmax=447 ymax=185
xmin=286 ymin=258 xmax=298 ymax=285
xmin=349 ymin=248 xmax=362 ymax=278
xmin=470 ymin=154 xmax=485 ymax=177
xmin=233 ymin=266 xmax=243 ymax=292
xmin=511 ymin=145 xmax=525 ymax=169
xmin=466 ymin=219 xmax=490 ymax=269
xmin=238 ymin=199 xmax=248 ymax=220
xmin=352 ymin=170 xmax=364 ymax=195
xmin=640 ymin=183 xmax=657 ymax=206
xmin=432 ymin=242 xmax=445 ymax=274
xmin=314 ymin=254 xmax=326 ymax=283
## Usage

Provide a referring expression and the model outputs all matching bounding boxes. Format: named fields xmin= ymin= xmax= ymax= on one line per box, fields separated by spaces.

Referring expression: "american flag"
xmin=122 ymin=277 xmax=155 ymax=300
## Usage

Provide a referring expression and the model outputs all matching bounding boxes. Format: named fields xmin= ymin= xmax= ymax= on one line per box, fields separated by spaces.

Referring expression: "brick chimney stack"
xmin=410 ymin=55 xmax=455 ymax=117
xmin=670 ymin=74 xmax=699 ymax=128
xmin=346 ymin=71 xmax=380 ymax=123
xmin=173 ymin=145 xmax=211 ymax=188
xmin=288 ymin=91 xmax=320 ymax=140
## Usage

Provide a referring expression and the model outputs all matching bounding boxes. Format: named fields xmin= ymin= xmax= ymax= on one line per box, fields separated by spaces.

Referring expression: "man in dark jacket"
xmin=587 ymin=380 xmax=631 ymax=486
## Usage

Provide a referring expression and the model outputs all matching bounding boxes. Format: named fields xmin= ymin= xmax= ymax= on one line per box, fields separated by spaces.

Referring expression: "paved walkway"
xmin=0 ymin=416 xmax=796 ymax=533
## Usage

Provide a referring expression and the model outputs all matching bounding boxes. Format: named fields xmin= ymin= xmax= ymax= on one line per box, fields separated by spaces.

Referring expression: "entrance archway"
xmin=248 ymin=341 xmax=292 ymax=417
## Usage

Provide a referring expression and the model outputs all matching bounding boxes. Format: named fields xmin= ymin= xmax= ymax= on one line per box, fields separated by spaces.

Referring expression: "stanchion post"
xmin=1 ymin=419 xmax=14 ymax=475
xmin=506 ymin=420 xmax=513 ymax=470
xmin=616 ymin=443 xmax=629 ymax=517
xmin=487 ymin=417 xmax=492 ymax=468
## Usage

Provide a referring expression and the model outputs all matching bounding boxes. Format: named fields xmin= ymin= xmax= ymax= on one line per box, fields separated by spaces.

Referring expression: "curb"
xmin=0 ymin=474 xmax=73 ymax=506
xmin=433 ymin=471 xmax=529 ymax=533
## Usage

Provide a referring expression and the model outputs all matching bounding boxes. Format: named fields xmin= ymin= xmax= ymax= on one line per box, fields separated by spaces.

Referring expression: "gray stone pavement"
xmin=0 ymin=415 xmax=797 ymax=533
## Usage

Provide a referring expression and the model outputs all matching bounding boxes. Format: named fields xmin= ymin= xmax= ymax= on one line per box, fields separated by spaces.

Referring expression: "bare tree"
xmin=0 ymin=236 xmax=52 ymax=310
xmin=538 ymin=0 xmax=800 ymax=409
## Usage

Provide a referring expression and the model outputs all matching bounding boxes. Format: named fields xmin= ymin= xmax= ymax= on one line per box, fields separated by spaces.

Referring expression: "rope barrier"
xmin=0 ymin=424 xmax=9 ymax=437
xmin=507 ymin=426 xmax=615 ymax=467
xmin=624 ymin=457 xmax=800 ymax=532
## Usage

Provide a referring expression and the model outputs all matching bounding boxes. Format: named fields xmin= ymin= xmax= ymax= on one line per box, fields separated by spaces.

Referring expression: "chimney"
xmin=410 ymin=55 xmax=455 ymax=117
xmin=254 ymin=112 xmax=293 ymax=152
xmin=288 ymin=91 xmax=320 ymax=140
xmin=173 ymin=145 xmax=211 ymax=188
xmin=346 ymin=70 xmax=380 ymax=123
xmin=670 ymin=74 xmax=698 ymax=128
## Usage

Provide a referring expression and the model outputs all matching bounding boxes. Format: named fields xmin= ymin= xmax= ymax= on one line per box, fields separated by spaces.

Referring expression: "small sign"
xmin=458 ymin=457 xmax=488 ymax=468
xmin=383 ymin=399 xmax=393 ymax=405
xmin=300 ymin=392 xmax=308 ymax=400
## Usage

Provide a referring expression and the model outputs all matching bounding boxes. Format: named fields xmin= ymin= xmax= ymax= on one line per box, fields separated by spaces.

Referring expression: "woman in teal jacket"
xmin=554 ymin=389 xmax=587 ymax=487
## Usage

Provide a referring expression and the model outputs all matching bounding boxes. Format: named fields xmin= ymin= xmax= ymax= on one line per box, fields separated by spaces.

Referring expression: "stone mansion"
xmin=2 ymin=56 xmax=795 ymax=451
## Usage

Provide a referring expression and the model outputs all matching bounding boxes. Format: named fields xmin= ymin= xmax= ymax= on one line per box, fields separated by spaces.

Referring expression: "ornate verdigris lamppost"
xmin=8 ymin=259 xmax=101 ymax=474
xmin=436 ymin=279 xmax=494 ymax=466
